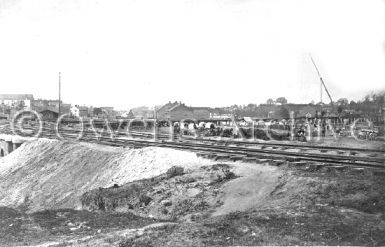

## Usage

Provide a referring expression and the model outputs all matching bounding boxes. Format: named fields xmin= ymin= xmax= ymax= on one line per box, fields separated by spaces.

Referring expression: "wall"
xmin=0 ymin=135 xmax=27 ymax=157
xmin=0 ymin=140 xmax=14 ymax=156
xmin=192 ymin=109 xmax=210 ymax=120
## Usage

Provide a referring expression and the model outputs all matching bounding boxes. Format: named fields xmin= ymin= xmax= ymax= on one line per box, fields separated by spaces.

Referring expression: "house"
xmin=40 ymin=109 xmax=59 ymax=120
xmin=0 ymin=94 xmax=34 ymax=109
xmin=32 ymin=100 xmax=70 ymax=115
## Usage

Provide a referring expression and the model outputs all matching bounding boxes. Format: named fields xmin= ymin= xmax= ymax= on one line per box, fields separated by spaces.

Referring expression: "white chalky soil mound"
xmin=0 ymin=139 xmax=212 ymax=212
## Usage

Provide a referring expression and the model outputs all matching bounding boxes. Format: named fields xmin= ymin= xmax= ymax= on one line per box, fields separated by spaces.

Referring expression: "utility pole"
xmin=58 ymin=72 xmax=61 ymax=116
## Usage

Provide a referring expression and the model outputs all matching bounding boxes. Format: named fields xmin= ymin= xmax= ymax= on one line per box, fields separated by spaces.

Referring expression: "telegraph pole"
xmin=58 ymin=72 xmax=61 ymax=116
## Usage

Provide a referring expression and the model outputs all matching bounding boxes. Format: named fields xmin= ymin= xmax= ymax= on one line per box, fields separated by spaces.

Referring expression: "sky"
xmin=0 ymin=0 xmax=384 ymax=110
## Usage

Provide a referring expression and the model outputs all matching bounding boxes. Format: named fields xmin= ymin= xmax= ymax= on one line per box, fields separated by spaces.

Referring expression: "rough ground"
xmin=0 ymin=139 xmax=385 ymax=246
xmin=0 ymin=139 xmax=212 ymax=212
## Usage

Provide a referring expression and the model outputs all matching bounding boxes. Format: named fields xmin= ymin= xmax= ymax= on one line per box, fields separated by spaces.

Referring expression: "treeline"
xmin=213 ymin=92 xmax=385 ymax=118
xmin=336 ymin=91 xmax=385 ymax=116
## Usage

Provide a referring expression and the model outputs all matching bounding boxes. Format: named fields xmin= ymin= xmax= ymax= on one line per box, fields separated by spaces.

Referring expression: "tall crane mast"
xmin=59 ymin=72 xmax=61 ymax=116
xmin=310 ymin=55 xmax=334 ymax=105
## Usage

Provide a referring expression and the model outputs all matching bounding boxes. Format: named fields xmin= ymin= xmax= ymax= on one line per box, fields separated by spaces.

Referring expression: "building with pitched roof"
xmin=156 ymin=102 xmax=210 ymax=121
xmin=0 ymin=94 xmax=34 ymax=109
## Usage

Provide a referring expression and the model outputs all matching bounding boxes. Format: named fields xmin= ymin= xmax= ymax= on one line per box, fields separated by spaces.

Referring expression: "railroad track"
xmin=3 ymin=124 xmax=385 ymax=169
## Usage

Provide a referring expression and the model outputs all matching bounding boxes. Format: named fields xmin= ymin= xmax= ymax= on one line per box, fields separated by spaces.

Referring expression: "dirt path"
xmin=214 ymin=163 xmax=281 ymax=216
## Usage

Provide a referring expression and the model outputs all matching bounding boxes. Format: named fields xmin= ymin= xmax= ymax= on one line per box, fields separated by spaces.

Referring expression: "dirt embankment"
xmin=0 ymin=139 xmax=213 ymax=212
xmin=1 ymin=139 xmax=385 ymax=246
xmin=114 ymin=167 xmax=385 ymax=247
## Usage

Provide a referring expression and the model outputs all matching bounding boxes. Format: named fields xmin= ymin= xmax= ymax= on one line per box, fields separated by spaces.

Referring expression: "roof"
xmin=39 ymin=109 xmax=59 ymax=114
xmin=0 ymin=94 xmax=34 ymax=100
xmin=157 ymin=101 xmax=180 ymax=112
xmin=191 ymin=107 xmax=210 ymax=111
xmin=168 ymin=103 xmax=191 ymax=112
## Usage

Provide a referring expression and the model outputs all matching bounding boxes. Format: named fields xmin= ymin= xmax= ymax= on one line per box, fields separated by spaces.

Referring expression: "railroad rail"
xmin=3 ymin=124 xmax=385 ymax=170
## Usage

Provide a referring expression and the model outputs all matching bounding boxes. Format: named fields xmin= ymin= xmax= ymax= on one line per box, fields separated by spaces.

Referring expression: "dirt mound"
xmin=81 ymin=164 xmax=239 ymax=221
xmin=0 ymin=139 xmax=213 ymax=212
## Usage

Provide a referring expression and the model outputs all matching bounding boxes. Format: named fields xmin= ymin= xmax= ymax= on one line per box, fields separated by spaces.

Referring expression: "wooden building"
xmin=156 ymin=102 xmax=211 ymax=121
xmin=191 ymin=107 xmax=210 ymax=119
xmin=165 ymin=104 xmax=194 ymax=121
xmin=156 ymin=101 xmax=180 ymax=119
xmin=40 ymin=109 xmax=59 ymax=120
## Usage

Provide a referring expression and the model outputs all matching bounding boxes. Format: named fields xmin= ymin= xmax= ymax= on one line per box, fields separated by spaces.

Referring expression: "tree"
xmin=275 ymin=97 xmax=288 ymax=105
xmin=277 ymin=106 xmax=290 ymax=119
xmin=376 ymin=94 xmax=384 ymax=106
xmin=337 ymin=106 xmax=343 ymax=114
xmin=245 ymin=103 xmax=257 ymax=112
xmin=266 ymin=98 xmax=275 ymax=105
xmin=336 ymin=98 xmax=348 ymax=106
